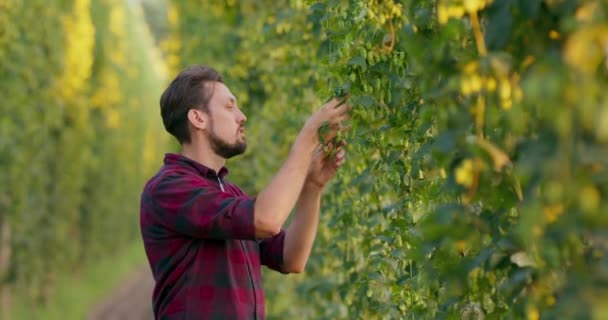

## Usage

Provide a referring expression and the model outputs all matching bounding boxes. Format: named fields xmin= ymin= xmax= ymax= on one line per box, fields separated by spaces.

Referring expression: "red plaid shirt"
xmin=140 ymin=153 xmax=287 ymax=319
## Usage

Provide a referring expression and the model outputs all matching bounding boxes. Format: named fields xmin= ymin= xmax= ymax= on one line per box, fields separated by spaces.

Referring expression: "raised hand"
xmin=305 ymin=139 xmax=347 ymax=190
xmin=305 ymin=96 xmax=350 ymax=145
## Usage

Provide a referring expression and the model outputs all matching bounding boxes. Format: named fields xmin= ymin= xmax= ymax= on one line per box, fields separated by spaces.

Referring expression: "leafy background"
xmin=0 ymin=0 xmax=168 ymax=318
xmin=1 ymin=0 xmax=607 ymax=319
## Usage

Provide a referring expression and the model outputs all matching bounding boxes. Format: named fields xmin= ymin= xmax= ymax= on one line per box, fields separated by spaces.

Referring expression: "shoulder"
xmin=143 ymin=164 xmax=208 ymax=197
xmin=222 ymin=179 xmax=249 ymax=197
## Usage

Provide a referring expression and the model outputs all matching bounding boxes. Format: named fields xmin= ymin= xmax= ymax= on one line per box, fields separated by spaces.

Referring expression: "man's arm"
xmin=280 ymin=140 xmax=348 ymax=273
xmin=282 ymin=183 xmax=323 ymax=273
xmin=253 ymin=98 xmax=349 ymax=239
xmin=252 ymin=129 xmax=317 ymax=239
xmin=147 ymin=175 xmax=258 ymax=240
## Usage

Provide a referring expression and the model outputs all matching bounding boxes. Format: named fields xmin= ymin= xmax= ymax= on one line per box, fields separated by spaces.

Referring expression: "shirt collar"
xmin=164 ymin=153 xmax=229 ymax=178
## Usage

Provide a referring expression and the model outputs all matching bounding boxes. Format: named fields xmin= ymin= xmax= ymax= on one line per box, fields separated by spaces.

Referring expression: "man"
xmin=140 ymin=65 xmax=350 ymax=319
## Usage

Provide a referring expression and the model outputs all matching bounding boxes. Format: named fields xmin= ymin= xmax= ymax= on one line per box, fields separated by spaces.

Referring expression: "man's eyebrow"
xmin=228 ymin=96 xmax=237 ymax=104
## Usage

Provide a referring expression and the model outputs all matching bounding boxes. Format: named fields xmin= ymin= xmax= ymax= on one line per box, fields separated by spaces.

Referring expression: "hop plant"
xmin=318 ymin=84 xmax=350 ymax=156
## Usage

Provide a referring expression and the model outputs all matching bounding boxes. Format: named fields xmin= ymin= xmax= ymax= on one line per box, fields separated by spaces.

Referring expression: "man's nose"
xmin=238 ymin=110 xmax=247 ymax=123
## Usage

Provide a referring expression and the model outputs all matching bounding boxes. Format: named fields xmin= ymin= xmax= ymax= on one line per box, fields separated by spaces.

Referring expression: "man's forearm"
xmin=283 ymin=183 xmax=323 ymax=273
xmin=253 ymin=127 xmax=318 ymax=238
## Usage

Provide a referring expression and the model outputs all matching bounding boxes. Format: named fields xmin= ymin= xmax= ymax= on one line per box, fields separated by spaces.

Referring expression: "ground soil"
xmin=87 ymin=266 xmax=155 ymax=320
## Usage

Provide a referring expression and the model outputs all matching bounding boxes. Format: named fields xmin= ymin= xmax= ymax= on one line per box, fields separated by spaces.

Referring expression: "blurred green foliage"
xmin=0 ymin=0 xmax=168 ymax=316
xmin=166 ymin=0 xmax=608 ymax=319
xmin=3 ymin=0 xmax=606 ymax=318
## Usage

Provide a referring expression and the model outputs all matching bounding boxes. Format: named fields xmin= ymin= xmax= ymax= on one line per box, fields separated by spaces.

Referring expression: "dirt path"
xmin=88 ymin=266 xmax=155 ymax=320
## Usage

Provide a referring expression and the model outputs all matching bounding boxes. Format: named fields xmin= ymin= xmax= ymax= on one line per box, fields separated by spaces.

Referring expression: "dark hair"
xmin=160 ymin=65 xmax=224 ymax=144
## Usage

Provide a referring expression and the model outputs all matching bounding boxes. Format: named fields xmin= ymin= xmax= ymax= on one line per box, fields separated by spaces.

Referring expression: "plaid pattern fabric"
xmin=140 ymin=153 xmax=287 ymax=319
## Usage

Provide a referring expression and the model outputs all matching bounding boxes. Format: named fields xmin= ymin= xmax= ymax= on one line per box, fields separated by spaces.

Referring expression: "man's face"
xmin=205 ymin=82 xmax=248 ymax=159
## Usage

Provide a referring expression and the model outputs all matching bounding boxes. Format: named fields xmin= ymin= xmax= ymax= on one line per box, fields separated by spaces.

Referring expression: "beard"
xmin=208 ymin=119 xmax=247 ymax=159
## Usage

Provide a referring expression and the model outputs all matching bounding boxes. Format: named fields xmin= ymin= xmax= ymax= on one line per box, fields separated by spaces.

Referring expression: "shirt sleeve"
xmin=150 ymin=174 xmax=256 ymax=240
xmin=259 ymin=229 xmax=288 ymax=273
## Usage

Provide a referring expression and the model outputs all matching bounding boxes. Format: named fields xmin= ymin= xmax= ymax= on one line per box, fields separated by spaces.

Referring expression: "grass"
xmin=9 ymin=241 xmax=148 ymax=320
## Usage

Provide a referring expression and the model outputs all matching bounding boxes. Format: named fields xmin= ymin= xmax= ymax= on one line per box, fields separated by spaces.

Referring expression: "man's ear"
xmin=187 ymin=109 xmax=207 ymax=130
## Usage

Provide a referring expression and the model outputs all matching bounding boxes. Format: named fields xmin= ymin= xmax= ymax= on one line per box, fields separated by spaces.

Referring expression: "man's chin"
xmin=235 ymin=144 xmax=247 ymax=156
xmin=220 ymin=143 xmax=247 ymax=159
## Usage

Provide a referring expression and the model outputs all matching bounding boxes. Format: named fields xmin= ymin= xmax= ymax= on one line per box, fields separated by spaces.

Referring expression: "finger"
xmin=330 ymin=121 xmax=351 ymax=132
xmin=336 ymin=156 xmax=346 ymax=167
xmin=329 ymin=123 xmax=342 ymax=131
xmin=324 ymin=132 xmax=342 ymax=143
xmin=336 ymin=114 xmax=350 ymax=124
xmin=334 ymin=95 xmax=350 ymax=108
xmin=327 ymin=100 xmax=349 ymax=116
xmin=336 ymin=148 xmax=346 ymax=159
xmin=313 ymin=144 xmax=324 ymax=158
xmin=321 ymin=126 xmax=341 ymax=141
xmin=322 ymin=149 xmax=335 ymax=162
xmin=322 ymin=141 xmax=333 ymax=151
xmin=327 ymin=96 xmax=349 ymax=109
xmin=321 ymin=142 xmax=334 ymax=156
xmin=334 ymin=102 xmax=351 ymax=115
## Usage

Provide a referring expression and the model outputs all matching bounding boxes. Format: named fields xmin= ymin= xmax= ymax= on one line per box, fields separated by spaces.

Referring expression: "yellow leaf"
xmin=455 ymin=159 xmax=474 ymax=187
xmin=448 ymin=5 xmax=465 ymax=20
xmin=470 ymin=74 xmax=482 ymax=92
xmin=167 ymin=3 xmax=179 ymax=26
xmin=501 ymin=98 xmax=513 ymax=110
xmin=576 ymin=1 xmax=599 ymax=23
xmin=463 ymin=0 xmax=488 ymax=13
xmin=56 ymin=0 xmax=95 ymax=101
xmin=485 ymin=77 xmax=497 ymax=92
xmin=543 ymin=204 xmax=564 ymax=223
xmin=460 ymin=77 xmax=472 ymax=95
xmin=463 ymin=61 xmax=479 ymax=74
xmin=499 ymin=78 xmax=511 ymax=100
xmin=527 ymin=307 xmax=540 ymax=320
xmin=438 ymin=4 xmax=465 ymax=24
xmin=456 ymin=240 xmax=466 ymax=252
xmin=564 ymin=25 xmax=608 ymax=74
xmin=580 ymin=185 xmax=601 ymax=214
xmin=438 ymin=5 xmax=449 ymax=24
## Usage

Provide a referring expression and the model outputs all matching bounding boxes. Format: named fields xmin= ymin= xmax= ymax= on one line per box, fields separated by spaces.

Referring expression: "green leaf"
xmin=515 ymin=0 xmax=542 ymax=18
xmin=347 ymin=55 xmax=367 ymax=69
xmin=484 ymin=0 xmax=513 ymax=50
xmin=356 ymin=95 xmax=374 ymax=107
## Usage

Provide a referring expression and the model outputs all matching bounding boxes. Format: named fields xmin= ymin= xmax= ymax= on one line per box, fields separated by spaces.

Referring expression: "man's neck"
xmin=181 ymin=142 xmax=226 ymax=174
